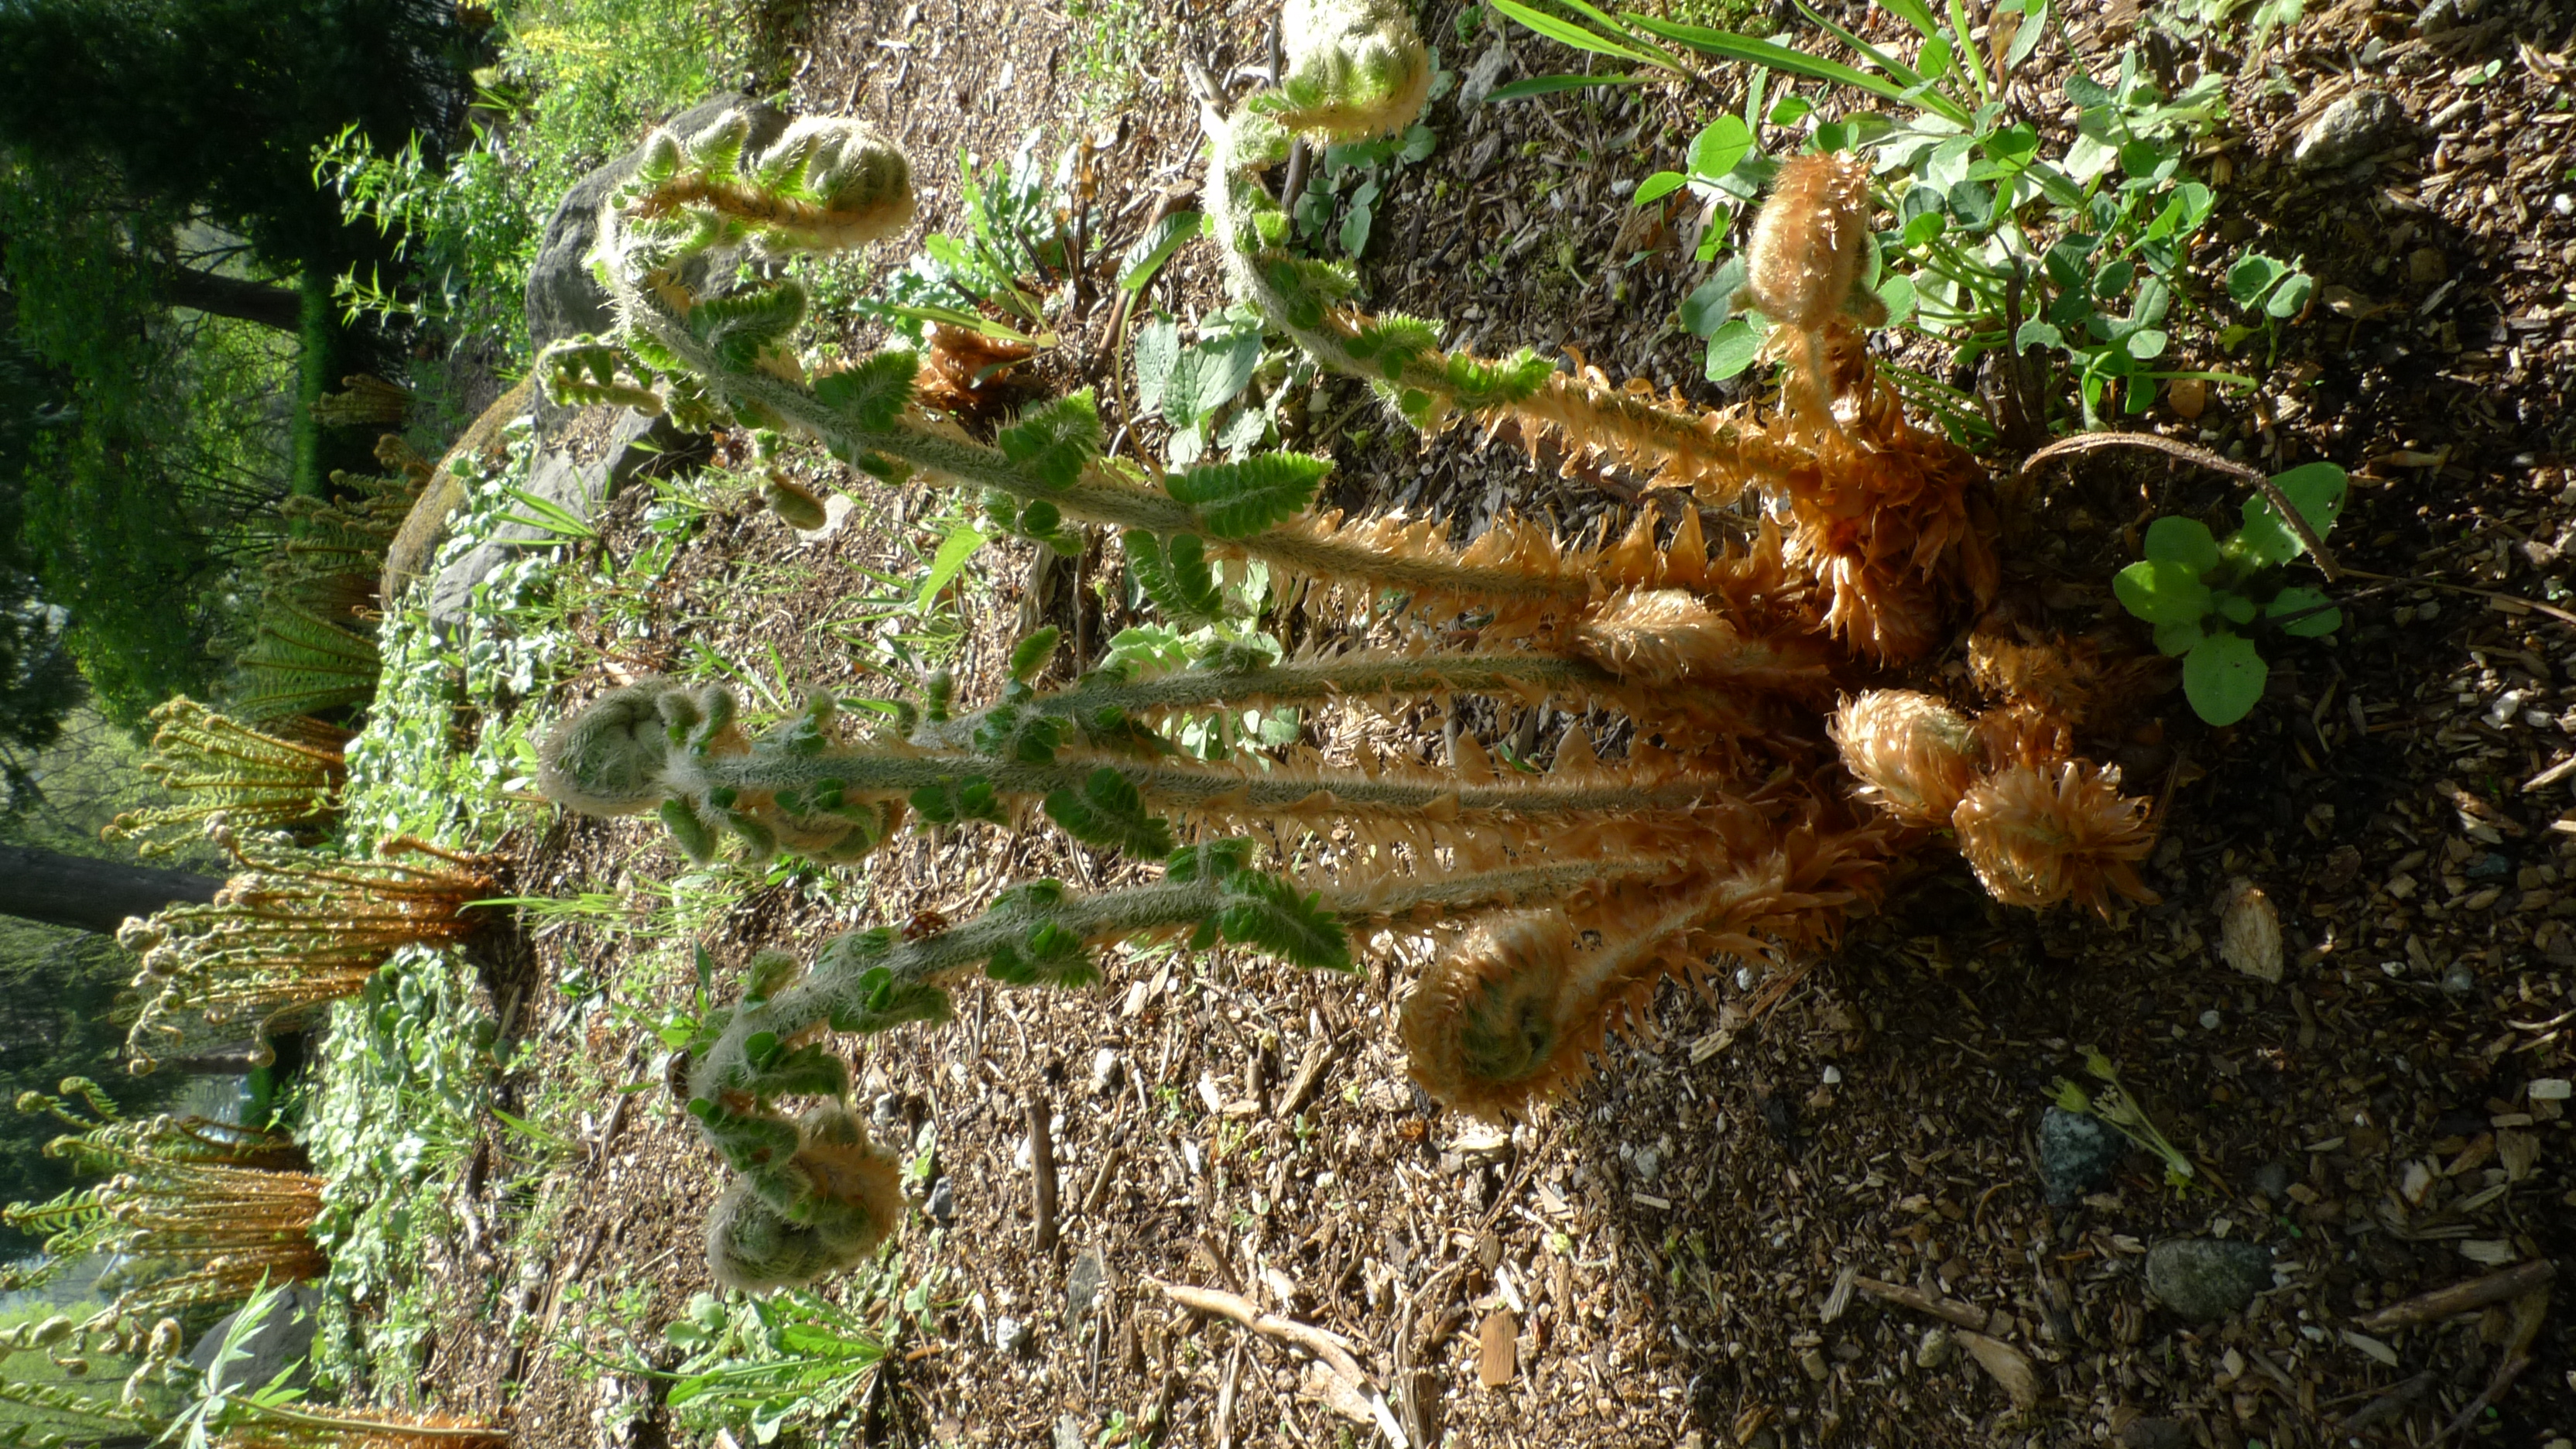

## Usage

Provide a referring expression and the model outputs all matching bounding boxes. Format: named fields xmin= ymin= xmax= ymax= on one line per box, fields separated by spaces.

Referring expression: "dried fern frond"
xmin=1746 ymin=153 xmax=1875 ymax=433
xmin=2 ymin=1094 xmax=324 ymax=1320
xmin=1400 ymin=801 xmax=1892 ymax=1121
xmin=1951 ymin=757 xmax=2158 ymax=916
xmin=1829 ymin=690 xmax=1979 ymax=828
xmin=1775 ymin=349 xmax=2000 ymax=664
xmin=234 ymin=603 xmax=381 ymax=721
xmin=310 ymin=374 xmax=412 ymax=429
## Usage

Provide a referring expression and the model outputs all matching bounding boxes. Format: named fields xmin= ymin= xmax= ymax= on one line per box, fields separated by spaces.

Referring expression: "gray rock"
xmin=2146 ymin=1238 xmax=2273 ymax=1321
xmin=524 ymin=95 xmax=789 ymax=355
xmin=187 ymin=1284 xmax=324 ymax=1392
xmin=2119 ymin=1417 xmax=2189 ymax=1449
xmin=927 ymin=1174 xmax=954 ymax=1224
xmin=2415 ymin=0 xmax=2484 ymax=35
xmin=2037 ymin=1105 xmax=2124 ymax=1207
xmin=992 ymin=1314 xmax=1029 ymax=1353
xmin=1914 ymin=1325 xmax=1954 ymax=1369
xmin=2291 ymin=91 xmax=2408 ymax=172
xmin=1053 ymin=1417 xmax=1086 ymax=1449
xmin=1066 ymin=1248 xmax=1105 ymax=1324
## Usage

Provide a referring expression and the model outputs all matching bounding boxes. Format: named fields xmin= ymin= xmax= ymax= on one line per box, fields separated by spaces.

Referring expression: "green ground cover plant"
xmin=1500 ymin=0 xmax=2259 ymax=435
xmin=2113 ymin=460 xmax=2346 ymax=725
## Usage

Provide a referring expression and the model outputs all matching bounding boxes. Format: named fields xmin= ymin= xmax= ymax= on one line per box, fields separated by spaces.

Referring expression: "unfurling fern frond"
xmin=105 ymin=698 xmax=343 ymax=854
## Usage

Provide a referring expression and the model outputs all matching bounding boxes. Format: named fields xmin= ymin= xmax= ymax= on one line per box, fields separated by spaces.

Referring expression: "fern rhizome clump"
xmin=525 ymin=4 xmax=2173 ymax=1288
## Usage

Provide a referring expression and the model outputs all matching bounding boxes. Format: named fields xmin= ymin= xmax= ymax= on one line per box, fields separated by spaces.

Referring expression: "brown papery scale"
xmin=1745 ymin=153 xmax=1874 ymax=429
xmin=1745 ymin=153 xmax=1872 ymax=330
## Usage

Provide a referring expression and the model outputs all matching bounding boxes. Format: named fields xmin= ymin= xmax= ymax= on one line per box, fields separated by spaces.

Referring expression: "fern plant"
xmin=105 ymin=697 xmax=344 ymax=855
xmin=512 ymin=24 xmax=2206 ymax=1288
xmin=0 ymin=1082 xmax=326 ymax=1321
xmin=233 ymin=603 xmax=382 ymax=721
xmin=118 ymin=825 xmax=496 ymax=1068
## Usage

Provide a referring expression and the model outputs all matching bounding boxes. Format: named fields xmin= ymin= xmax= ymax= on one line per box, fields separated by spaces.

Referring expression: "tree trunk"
xmin=159 ymin=264 xmax=302 ymax=331
xmin=0 ymin=843 xmax=222 ymax=935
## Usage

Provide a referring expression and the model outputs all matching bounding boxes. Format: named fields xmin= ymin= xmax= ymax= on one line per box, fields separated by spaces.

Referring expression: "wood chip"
xmin=2218 ymin=879 xmax=2283 ymax=983
xmin=1958 ymin=1331 xmax=2040 ymax=1410
xmin=1476 ymin=1310 xmax=1517 ymax=1387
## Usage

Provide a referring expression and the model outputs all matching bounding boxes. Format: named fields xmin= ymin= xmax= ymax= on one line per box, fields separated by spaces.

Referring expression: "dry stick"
xmin=2014 ymin=431 xmax=2341 ymax=582
xmin=1029 ymin=1092 xmax=1059 ymax=1254
xmin=2434 ymin=1283 xmax=2550 ymax=1446
xmin=2356 ymin=1257 xmax=2555 ymax=1331
xmin=1151 ymin=1278 xmax=1408 ymax=1447
xmin=2335 ymin=564 xmax=2576 ymax=632
xmin=1850 ymin=1275 xmax=1992 ymax=1331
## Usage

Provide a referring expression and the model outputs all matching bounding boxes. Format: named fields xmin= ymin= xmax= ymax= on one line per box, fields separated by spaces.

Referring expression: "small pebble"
xmin=993 ymin=1315 xmax=1029 ymax=1353
xmin=2037 ymin=1106 xmax=2124 ymax=1207
xmin=1066 ymin=1249 xmax=1105 ymax=1324
xmin=2250 ymin=1160 xmax=2293 ymax=1198
xmin=2291 ymin=89 xmax=2408 ymax=171
xmin=1631 ymin=1146 xmax=1663 ymax=1182
xmin=2199 ymin=1009 xmax=2222 ymax=1030
xmin=2441 ymin=962 xmax=2479 ymax=998
xmin=2146 ymin=1238 xmax=2273 ymax=1321
xmin=1089 ymin=1047 xmax=1122 ymax=1094
xmin=1915 ymin=1326 xmax=1954 ymax=1369
xmin=927 ymin=1175 xmax=954 ymax=1224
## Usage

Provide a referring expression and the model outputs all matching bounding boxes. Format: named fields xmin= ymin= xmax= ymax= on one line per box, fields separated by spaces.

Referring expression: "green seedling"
xmin=2051 ymin=1046 xmax=2197 ymax=1192
xmin=2114 ymin=461 xmax=2346 ymax=727
xmin=2219 ymin=249 xmax=2317 ymax=358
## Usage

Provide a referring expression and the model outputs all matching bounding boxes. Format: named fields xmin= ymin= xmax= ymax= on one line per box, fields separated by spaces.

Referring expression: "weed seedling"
xmin=2114 ymin=462 xmax=2346 ymax=726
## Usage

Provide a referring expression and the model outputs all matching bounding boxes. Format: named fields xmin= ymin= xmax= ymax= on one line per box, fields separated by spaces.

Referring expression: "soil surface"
xmin=399 ymin=2 xmax=2576 ymax=1446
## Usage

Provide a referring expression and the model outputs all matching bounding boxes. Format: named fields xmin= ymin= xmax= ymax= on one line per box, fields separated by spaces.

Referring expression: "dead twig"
xmin=2358 ymin=1258 xmax=2554 ymax=1331
xmin=2016 ymin=430 xmax=2341 ymax=581
xmin=1851 ymin=1275 xmax=1992 ymax=1331
xmin=2433 ymin=1282 xmax=2550 ymax=1445
xmin=1149 ymin=1276 xmax=1409 ymax=1447
xmin=1029 ymin=1092 xmax=1058 ymax=1253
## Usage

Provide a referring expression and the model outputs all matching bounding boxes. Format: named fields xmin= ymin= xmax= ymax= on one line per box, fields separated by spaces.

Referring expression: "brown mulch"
xmin=387 ymin=1 xmax=2576 ymax=1446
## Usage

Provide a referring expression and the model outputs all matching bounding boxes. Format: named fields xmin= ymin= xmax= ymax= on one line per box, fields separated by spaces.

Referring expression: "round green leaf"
xmin=2217 ymin=591 xmax=2256 ymax=625
xmin=2268 ymin=585 xmax=2343 ymax=638
xmin=2152 ymin=618 xmax=2204 ymax=656
xmin=1680 ymin=257 xmax=1745 ymax=337
xmin=2143 ymin=516 xmax=2220 ymax=572
xmin=2182 ymin=632 xmax=2267 ymax=726
xmin=2225 ymin=253 xmax=2286 ymax=309
xmin=1704 ymin=316 xmax=1766 ymax=380
xmin=2126 ymin=327 xmax=2169 ymax=360
xmin=2235 ymin=462 xmax=2348 ymax=565
xmin=1875 ymin=273 xmax=1917 ymax=329
xmin=2265 ymin=270 xmax=2315 ymax=319
xmin=2113 ymin=559 xmax=2212 ymax=625
xmin=1687 ymin=115 xmax=1753 ymax=180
